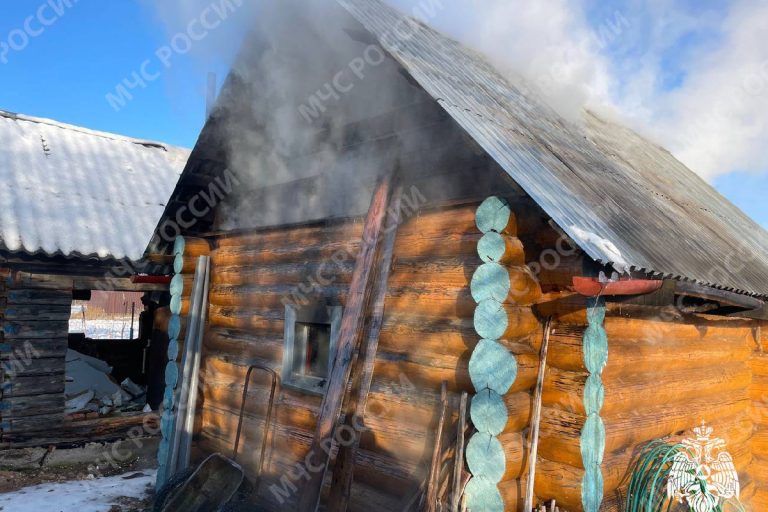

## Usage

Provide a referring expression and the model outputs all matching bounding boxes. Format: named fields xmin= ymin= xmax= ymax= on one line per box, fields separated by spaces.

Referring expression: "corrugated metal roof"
xmin=338 ymin=0 xmax=768 ymax=297
xmin=0 ymin=110 xmax=189 ymax=262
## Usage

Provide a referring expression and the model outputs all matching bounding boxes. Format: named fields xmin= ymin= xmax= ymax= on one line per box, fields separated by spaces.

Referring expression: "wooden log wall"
xmin=0 ymin=269 xmax=69 ymax=447
xmin=157 ymin=236 xmax=211 ymax=486
xmin=197 ymin=220 xmax=372 ymax=511
xmin=751 ymin=322 xmax=768 ymax=509
xmin=536 ymin=306 xmax=756 ymax=511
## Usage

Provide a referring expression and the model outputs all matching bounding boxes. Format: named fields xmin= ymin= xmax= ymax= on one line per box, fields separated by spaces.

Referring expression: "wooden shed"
xmin=0 ymin=110 xmax=187 ymax=449
xmin=148 ymin=1 xmax=768 ymax=511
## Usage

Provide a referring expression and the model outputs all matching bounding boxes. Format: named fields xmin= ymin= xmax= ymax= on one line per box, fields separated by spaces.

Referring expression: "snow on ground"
xmin=0 ymin=469 xmax=155 ymax=512
xmin=68 ymin=318 xmax=138 ymax=340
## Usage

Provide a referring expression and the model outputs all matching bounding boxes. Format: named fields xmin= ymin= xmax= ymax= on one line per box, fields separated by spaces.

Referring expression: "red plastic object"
xmin=572 ymin=277 xmax=663 ymax=297
xmin=131 ymin=274 xmax=173 ymax=284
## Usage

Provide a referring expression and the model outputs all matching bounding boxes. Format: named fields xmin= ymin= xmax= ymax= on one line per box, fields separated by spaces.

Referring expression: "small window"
xmin=283 ymin=304 xmax=342 ymax=394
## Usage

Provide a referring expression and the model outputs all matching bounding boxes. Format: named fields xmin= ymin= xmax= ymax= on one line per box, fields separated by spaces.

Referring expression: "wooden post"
xmin=524 ymin=318 xmax=552 ymax=512
xmin=426 ymin=381 xmax=449 ymax=512
xmin=298 ymin=177 xmax=393 ymax=512
xmin=327 ymin=185 xmax=403 ymax=511
xmin=451 ymin=392 xmax=468 ymax=512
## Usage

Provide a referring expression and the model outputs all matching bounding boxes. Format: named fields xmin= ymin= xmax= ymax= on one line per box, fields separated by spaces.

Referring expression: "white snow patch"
xmin=569 ymin=225 xmax=629 ymax=274
xmin=0 ymin=469 xmax=155 ymax=512
xmin=68 ymin=319 xmax=137 ymax=340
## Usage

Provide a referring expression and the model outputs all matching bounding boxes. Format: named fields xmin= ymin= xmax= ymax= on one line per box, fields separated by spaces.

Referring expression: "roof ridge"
xmin=0 ymin=109 xmax=190 ymax=152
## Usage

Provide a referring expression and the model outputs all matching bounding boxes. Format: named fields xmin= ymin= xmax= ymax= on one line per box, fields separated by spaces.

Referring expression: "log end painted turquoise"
xmin=477 ymin=231 xmax=506 ymax=263
xmin=581 ymin=297 xmax=607 ymax=512
xmin=168 ymin=315 xmax=181 ymax=339
xmin=582 ymin=465 xmax=604 ymax=512
xmin=583 ymin=374 xmax=605 ymax=416
xmin=173 ymin=253 xmax=185 ymax=274
xmin=580 ymin=414 xmax=606 ymax=466
xmin=470 ymin=389 xmax=508 ymax=436
xmin=468 ymin=339 xmax=517 ymax=394
xmin=167 ymin=339 xmax=179 ymax=361
xmin=170 ymin=273 xmax=185 ymax=297
xmin=173 ymin=236 xmax=186 ymax=256
xmin=164 ymin=361 xmax=179 ymax=388
xmin=466 ymin=432 xmax=506 ymax=484
xmin=464 ymin=476 xmax=504 ymax=512
xmin=473 ymin=299 xmax=508 ymax=341
xmin=475 ymin=196 xmax=511 ymax=234
xmin=470 ymin=262 xmax=510 ymax=303
xmin=170 ymin=294 xmax=182 ymax=315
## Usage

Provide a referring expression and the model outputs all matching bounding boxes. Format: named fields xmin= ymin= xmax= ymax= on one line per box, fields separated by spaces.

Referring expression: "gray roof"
xmin=338 ymin=0 xmax=768 ymax=297
xmin=0 ymin=111 xmax=189 ymax=262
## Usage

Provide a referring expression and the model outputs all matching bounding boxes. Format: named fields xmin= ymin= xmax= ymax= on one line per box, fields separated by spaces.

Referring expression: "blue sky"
xmin=0 ymin=1 xmax=239 ymax=148
xmin=0 ymin=0 xmax=765 ymax=228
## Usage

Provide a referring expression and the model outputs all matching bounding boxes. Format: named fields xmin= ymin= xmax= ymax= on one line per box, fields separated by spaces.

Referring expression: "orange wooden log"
xmin=174 ymin=236 xmax=211 ymax=257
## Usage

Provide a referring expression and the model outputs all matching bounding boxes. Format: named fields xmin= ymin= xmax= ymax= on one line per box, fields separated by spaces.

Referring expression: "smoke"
xmin=149 ymin=0 xmax=768 ymax=183
xmin=384 ymin=0 xmax=768 ymax=181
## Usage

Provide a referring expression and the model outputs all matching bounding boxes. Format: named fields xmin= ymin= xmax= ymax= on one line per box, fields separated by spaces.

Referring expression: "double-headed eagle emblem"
xmin=666 ymin=422 xmax=739 ymax=512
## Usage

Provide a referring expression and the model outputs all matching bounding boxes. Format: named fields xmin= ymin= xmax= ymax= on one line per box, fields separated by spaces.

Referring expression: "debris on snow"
xmin=0 ymin=469 xmax=156 ymax=512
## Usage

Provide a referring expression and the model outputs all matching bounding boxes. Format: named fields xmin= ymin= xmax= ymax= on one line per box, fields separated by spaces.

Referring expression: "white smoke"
xmin=386 ymin=0 xmax=768 ymax=181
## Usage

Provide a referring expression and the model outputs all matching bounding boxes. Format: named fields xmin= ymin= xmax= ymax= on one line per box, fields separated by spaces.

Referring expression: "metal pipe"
xmin=233 ymin=363 xmax=279 ymax=491
xmin=166 ymin=256 xmax=207 ymax=478
xmin=178 ymin=256 xmax=211 ymax=471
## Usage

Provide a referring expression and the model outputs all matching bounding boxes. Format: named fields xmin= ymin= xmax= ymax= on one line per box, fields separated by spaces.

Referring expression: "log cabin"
xmin=0 ymin=110 xmax=188 ymax=449
xmin=147 ymin=1 xmax=768 ymax=510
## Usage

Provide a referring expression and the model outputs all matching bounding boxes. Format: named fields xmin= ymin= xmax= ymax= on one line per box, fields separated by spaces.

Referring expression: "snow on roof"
xmin=0 ymin=110 xmax=189 ymax=262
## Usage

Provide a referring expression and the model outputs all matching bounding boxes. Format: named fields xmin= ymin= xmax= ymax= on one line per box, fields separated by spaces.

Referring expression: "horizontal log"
xmin=173 ymin=236 xmax=211 ymax=257
xmin=4 ymin=289 xmax=72 ymax=306
xmin=3 ymin=373 xmax=64 ymax=397
xmin=505 ymin=391 xmax=533 ymax=433
xmin=3 ymin=320 xmax=68 ymax=340
xmin=211 ymin=261 xmax=356 ymax=287
xmin=547 ymin=321 xmax=752 ymax=375
xmin=473 ymin=300 xmax=540 ymax=341
xmin=211 ymin=240 xmax=361 ymax=267
xmin=1 ymin=392 xmax=64 ymax=417
xmin=1 ymin=413 xmax=65 ymax=435
xmin=1 ymin=356 xmax=65 ymax=377
xmin=1 ymin=305 xmax=71 ymax=322
xmin=4 ymin=272 xmax=74 ymax=291
xmin=388 ymin=257 xmax=479 ymax=288
xmin=208 ymin=284 xmax=347 ymax=310
xmin=372 ymin=350 xmax=538 ymax=395
xmin=477 ymin=232 xmax=525 ymax=266
xmin=542 ymin=362 xmax=751 ymax=417
xmin=0 ymin=339 xmax=67 ymax=360
xmin=537 ymin=392 xmax=751 ymax=469
xmin=204 ymin=328 xmax=283 ymax=366
xmin=498 ymin=479 xmax=522 ymax=512
xmin=533 ymin=457 xmax=582 ymax=511
xmin=384 ymin=285 xmax=476 ymax=319
xmin=470 ymin=263 xmax=542 ymax=306
xmin=208 ymin=305 xmax=284 ymax=334
xmin=393 ymin=231 xmax=482 ymax=260
xmin=215 ymin=221 xmax=362 ymax=250
xmin=751 ymin=353 xmax=768 ymax=376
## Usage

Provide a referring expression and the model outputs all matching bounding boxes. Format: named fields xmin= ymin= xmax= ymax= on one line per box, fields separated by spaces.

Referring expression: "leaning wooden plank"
xmin=524 ymin=318 xmax=553 ymax=512
xmin=426 ymin=381 xmax=449 ymax=512
xmin=451 ymin=392 xmax=468 ymax=512
xmin=298 ymin=177 xmax=392 ymax=512
xmin=327 ymin=184 xmax=403 ymax=512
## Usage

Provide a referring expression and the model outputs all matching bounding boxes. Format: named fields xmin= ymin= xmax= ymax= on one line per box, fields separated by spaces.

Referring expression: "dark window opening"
xmin=283 ymin=304 xmax=341 ymax=394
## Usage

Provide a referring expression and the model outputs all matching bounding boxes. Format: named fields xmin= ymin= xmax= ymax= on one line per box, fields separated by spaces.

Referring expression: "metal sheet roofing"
xmin=0 ymin=110 xmax=189 ymax=263
xmin=338 ymin=0 xmax=768 ymax=297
